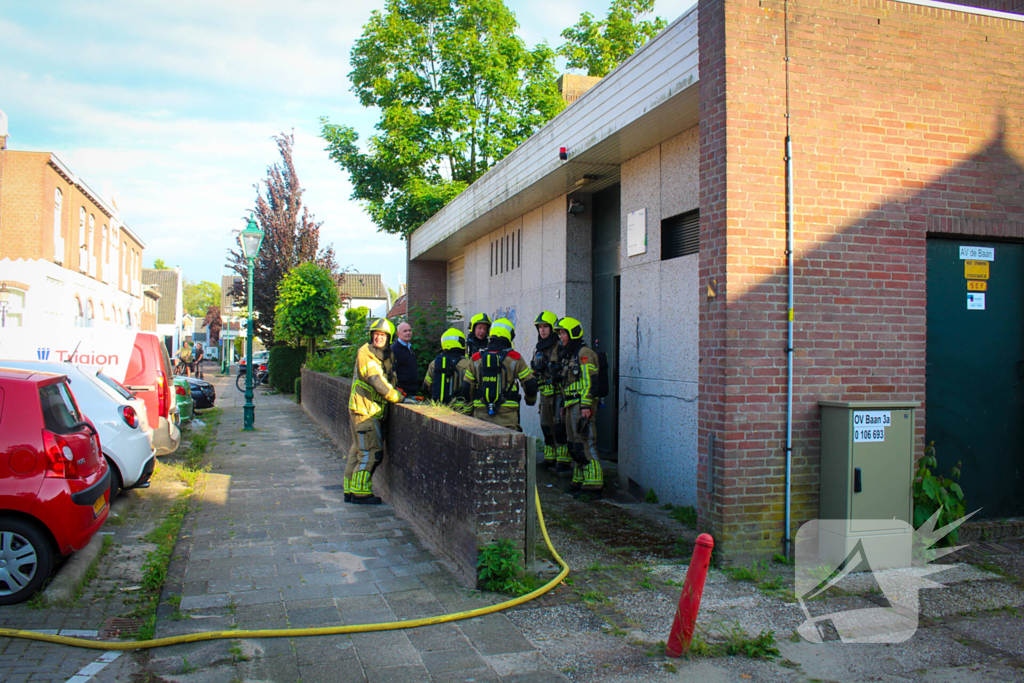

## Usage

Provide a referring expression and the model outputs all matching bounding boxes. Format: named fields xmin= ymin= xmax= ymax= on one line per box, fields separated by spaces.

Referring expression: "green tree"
xmin=558 ymin=0 xmax=667 ymax=77
xmin=274 ymin=263 xmax=341 ymax=354
xmin=321 ymin=0 xmax=565 ymax=238
xmin=227 ymin=132 xmax=338 ymax=345
xmin=152 ymin=258 xmax=169 ymax=269
xmin=183 ymin=279 xmax=222 ymax=317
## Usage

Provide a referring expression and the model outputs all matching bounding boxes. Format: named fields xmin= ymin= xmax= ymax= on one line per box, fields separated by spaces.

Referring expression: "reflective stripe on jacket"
xmin=560 ymin=345 xmax=597 ymax=408
xmin=349 ymin=343 xmax=402 ymax=417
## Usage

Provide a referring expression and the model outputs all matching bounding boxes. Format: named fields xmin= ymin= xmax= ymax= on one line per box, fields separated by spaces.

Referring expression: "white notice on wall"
xmin=959 ymin=245 xmax=995 ymax=261
xmin=627 ymin=208 xmax=647 ymax=257
xmin=853 ymin=411 xmax=890 ymax=443
xmin=967 ymin=292 xmax=986 ymax=310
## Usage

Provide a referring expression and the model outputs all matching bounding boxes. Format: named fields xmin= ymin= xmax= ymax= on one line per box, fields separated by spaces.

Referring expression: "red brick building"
xmin=407 ymin=0 xmax=1023 ymax=561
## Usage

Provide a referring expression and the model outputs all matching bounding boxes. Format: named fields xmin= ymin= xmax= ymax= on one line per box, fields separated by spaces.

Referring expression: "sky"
xmin=0 ymin=0 xmax=696 ymax=292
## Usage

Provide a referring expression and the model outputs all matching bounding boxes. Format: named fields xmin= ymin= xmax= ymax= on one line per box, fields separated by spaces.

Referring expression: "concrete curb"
xmin=41 ymin=490 xmax=137 ymax=605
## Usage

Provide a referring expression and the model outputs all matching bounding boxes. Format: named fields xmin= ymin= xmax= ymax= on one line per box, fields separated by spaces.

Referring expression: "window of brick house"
xmin=78 ymin=208 xmax=87 ymax=272
xmin=661 ymin=209 xmax=699 ymax=260
xmin=53 ymin=189 xmax=64 ymax=263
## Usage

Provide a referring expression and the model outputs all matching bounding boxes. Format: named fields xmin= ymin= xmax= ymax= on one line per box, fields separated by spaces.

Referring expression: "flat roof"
xmin=409 ymin=5 xmax=700 ymax=263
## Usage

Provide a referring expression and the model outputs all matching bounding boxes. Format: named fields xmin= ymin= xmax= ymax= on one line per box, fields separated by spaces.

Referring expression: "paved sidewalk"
xmin=130 ymin=373 xmax=568 ymax=683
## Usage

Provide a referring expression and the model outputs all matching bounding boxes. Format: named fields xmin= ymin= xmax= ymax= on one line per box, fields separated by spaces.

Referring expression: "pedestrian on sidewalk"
xmin=193 ymin=342 xmax=205 ymax=379
xmin=345 ymin=318 xmax=404 ymax=504
xmin=391 ymin=321 xmax=419 ymax=396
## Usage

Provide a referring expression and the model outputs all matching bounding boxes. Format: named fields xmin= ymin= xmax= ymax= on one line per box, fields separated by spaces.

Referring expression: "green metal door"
xmin=592 ymin=186 xmax=620 ymax=457
xmin=926 ymin=239 xmax=1024 ymax=518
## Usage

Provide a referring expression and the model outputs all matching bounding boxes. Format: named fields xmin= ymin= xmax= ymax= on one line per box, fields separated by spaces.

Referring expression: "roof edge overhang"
xmin=409 ymin=4 xmax=700 ymax=263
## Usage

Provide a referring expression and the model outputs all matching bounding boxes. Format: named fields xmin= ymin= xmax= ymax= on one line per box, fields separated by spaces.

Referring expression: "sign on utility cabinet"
xmin=853 ymin=411 xmax=891 ymax=443
xmin=627 ymin=208 xmax=647 ymax=256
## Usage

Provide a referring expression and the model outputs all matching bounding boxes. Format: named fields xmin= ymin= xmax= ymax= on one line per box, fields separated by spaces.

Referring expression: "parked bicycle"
xmin=236 ymin=364 xmax=270 ymax=392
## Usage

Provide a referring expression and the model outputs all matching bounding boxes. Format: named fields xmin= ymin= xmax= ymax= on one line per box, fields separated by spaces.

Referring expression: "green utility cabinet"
xmin=818 ymin=401 xmax=920 ymax=570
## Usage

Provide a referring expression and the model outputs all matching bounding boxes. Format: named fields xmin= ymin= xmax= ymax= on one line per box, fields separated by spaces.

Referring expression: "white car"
xmin=0 ymin=361 xmax=155 ymax=501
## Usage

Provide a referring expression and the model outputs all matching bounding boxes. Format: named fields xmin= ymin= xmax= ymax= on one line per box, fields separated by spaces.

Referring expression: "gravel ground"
xmin=517 ymin=478 xmax=1024 ymax=683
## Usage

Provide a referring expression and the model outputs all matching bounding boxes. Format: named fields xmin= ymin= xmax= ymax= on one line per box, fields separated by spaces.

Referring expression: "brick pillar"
xmin=406 ymin=239 xmax=447 ymax=326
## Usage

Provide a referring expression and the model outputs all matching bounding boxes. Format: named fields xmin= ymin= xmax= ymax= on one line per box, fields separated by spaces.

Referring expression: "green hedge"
xmin=294 ymin=377 xmax=302 ymax=404
xmin=268 ymin=346 xmax=306 ymax=394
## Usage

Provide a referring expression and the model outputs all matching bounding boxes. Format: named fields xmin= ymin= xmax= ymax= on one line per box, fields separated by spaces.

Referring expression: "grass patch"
xmin=580 ymin=589 xmax=609 ymax=605
xmin=661 ymin=503 xmax=698 ymax=527
xmin=724 ymin=558 xmax=771 ymax=584
xmin=123 ymin=410 xmax=217 ymax=640
xmin=684 ymin=623 xmax=780 ymax=660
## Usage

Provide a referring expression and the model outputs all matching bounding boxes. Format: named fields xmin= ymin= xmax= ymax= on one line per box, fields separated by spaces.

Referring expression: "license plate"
xmin=93 ymin=496 xmax=107 ymax=518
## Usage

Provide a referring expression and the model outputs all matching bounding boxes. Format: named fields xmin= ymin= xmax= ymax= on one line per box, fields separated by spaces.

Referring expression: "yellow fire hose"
xmin=0 ymin=489 xmax=569 ymax=651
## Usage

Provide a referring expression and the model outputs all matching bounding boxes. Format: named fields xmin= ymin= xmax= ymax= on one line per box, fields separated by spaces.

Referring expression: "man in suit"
xmin=391 ymin=321 xmax=420 ymax=396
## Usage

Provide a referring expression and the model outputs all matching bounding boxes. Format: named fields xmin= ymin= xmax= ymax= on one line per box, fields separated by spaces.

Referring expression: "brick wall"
xmin=301 ymin=368 xmax=529 ymax=587
xmin=699 ymin=0 xmax=1024 ymax=561
xmin=406 ymin=240 xmax=448 ymax=325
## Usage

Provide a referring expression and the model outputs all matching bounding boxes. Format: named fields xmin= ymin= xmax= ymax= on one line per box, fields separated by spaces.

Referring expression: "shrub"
xmin=913 ymin=441 xmax=966 ymax=546
xmin=477 ymin=539 xmax=525 ymax=593
xmin=294 ymin=377 xmax=301 ymax=403
xmin=268 ymin=346 xmax=306 ymax=393
xmin=407 ymin=297 xmax=462 ymax=381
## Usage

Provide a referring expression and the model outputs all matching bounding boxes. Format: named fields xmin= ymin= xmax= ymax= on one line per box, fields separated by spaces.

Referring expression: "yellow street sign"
xmin=967 ymin=280 xmax=987 ymax=291
xmin=965 ymin=260 xmax=990 ymax=280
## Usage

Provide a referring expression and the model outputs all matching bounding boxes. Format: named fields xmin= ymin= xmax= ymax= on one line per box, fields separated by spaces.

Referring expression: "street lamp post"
xmin=0 ymin=282 xmax=9 ymax=328
xmin=238 ymin=217 xmax=265 ymax=431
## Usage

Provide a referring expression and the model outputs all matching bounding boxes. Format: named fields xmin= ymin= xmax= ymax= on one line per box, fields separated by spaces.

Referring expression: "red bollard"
xmin=665 ymin=533 xmax=714 ymax=658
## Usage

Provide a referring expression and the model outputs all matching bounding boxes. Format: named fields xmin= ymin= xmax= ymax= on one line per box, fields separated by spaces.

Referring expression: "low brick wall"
xmin=301 ymin=369 xmax=529 ymax=587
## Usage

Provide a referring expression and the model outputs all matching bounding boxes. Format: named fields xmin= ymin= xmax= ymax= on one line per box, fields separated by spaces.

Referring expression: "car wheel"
xmin=0 ymin=518 xmax=55 ymax=605
xmin=107 ymin=457 xmax=123 ymax=503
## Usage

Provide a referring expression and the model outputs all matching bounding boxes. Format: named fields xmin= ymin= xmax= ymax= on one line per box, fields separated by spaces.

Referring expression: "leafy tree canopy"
xmin=183 ymin=279 xmax=221 ymax=317
xmin=321 ymin=0 xmax=565 ymax=238
xmin=227 ymin=132 xmax=338 ymax=345
xmin=275 ymin=262 xmax=341 ymax=353
xmin=204 ymin=306 xmax=223 ymax=347
xmin=152 ymin=258 xmax=169 ymax=269
xmin=558 ymin=0 xmax=667 ymax=77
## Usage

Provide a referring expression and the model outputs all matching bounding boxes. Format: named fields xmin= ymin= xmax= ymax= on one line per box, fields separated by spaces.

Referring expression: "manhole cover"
xmin=101 ymin=617 xmax=144 ymax=639
xmin=323 ymin=485 xmax=344 ymax=491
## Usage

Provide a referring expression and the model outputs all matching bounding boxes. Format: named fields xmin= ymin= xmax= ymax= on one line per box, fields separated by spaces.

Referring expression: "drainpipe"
xmin=784 ymin=136 xmax=795 ymax=560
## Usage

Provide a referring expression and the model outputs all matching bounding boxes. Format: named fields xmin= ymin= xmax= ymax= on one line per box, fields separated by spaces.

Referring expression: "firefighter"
xmin=422 ymin=327 xmax=472 ymax=413
xmin=466 ymin=312 xmax=492 ymax=358
xmin=462 ymin=318 xmax=538 ymax=430
xmin=555 ymin=317 xmax=603 ymax=497
xmin=531 ymin=311 xmax=567 ymax=470
xmin=345 ymin=317 xmax=404 ymax=504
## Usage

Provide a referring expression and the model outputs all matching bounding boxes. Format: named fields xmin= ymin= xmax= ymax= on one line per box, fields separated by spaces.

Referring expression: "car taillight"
xmin=175 ymin=384 xmax=187 ymax=396
xmin=119 ymin=405 xmax=138 ymax=429
xmin=259 ymin=364 xmax=267 ymax=372
xmin=157 ymin=373 xmax=167 ymax=417
xmin=42 ymin=429 xmax=79 ymax=479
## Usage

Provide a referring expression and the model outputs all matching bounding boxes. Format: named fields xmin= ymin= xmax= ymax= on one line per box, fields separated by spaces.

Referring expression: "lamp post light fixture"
xmin=238 ymin=216 xmax=265 ymax=431
xmin=0 ymin=282 xmax=10 ymax=328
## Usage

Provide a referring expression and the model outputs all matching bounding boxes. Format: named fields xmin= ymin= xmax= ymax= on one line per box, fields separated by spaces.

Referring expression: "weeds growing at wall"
xmin=914 ymin=441 xmax=967 ymax=546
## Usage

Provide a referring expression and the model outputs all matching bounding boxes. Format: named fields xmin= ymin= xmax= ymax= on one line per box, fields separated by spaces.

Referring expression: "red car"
xmin=0 ymin=367 xmax=110 ymax=604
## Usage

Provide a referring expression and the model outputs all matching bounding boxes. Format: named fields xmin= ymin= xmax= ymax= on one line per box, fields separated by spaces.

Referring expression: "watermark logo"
xmin=37 ymin=347 xmax=51 ymax=360
xmin=795 ymin=509 xmax=977 ymax=644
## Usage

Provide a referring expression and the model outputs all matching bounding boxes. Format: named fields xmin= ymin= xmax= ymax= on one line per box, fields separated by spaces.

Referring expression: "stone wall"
xmin=301 ymin=368 xmax=529 ymax=587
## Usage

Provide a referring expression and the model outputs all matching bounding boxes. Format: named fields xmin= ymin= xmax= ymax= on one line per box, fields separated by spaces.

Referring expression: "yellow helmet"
xmin=368 ymin=318 xmax=396 ymax=343
xmin=470 ymin=312 xmax=492 ymax=329
xmin=440 ymin=327 xmax=467 ymax=352
xmin=554 ymin=316 xmax=583 ymax=341
xmin=489 ymin=318 xmax=515 ymax=342
xmin=534 ymin=311 xmax=557 ymax=330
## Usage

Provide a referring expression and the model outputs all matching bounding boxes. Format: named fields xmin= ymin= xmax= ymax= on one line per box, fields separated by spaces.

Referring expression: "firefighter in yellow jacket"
xmin=462 ymin=318 xmax=538 ymax=430
xmin=555 ymin=317 xmax=603 ymax=497
xmin=531 ymin=311 xmax=570 ymax=470
xmin=422 ymin=327 xmax=472 ymax=414
xmin=345 ymin=318 xmax=404 ymax=504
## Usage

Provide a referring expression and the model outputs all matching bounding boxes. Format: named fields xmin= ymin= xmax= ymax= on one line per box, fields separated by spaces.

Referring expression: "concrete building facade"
xmin=407 ymin=0 xmax=1024 ymax=560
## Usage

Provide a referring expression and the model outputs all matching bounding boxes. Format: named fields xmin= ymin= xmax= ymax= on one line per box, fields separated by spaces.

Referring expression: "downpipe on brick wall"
xmin=784 ymin=135 xmax=794 ymax=560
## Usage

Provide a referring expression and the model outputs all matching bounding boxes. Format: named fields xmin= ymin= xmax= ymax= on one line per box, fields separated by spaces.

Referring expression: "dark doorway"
xmin=926 ymin=238 xmax=1024 ymax=518
xmin=592 ymin=186 xmax=621 ymax=458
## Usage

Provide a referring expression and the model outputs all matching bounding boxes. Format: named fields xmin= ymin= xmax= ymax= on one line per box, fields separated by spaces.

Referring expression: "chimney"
xmin=556 ymin=74 xmax=603 ymax=105
xmin=0 ymin=109 xmax=8 ymax=150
